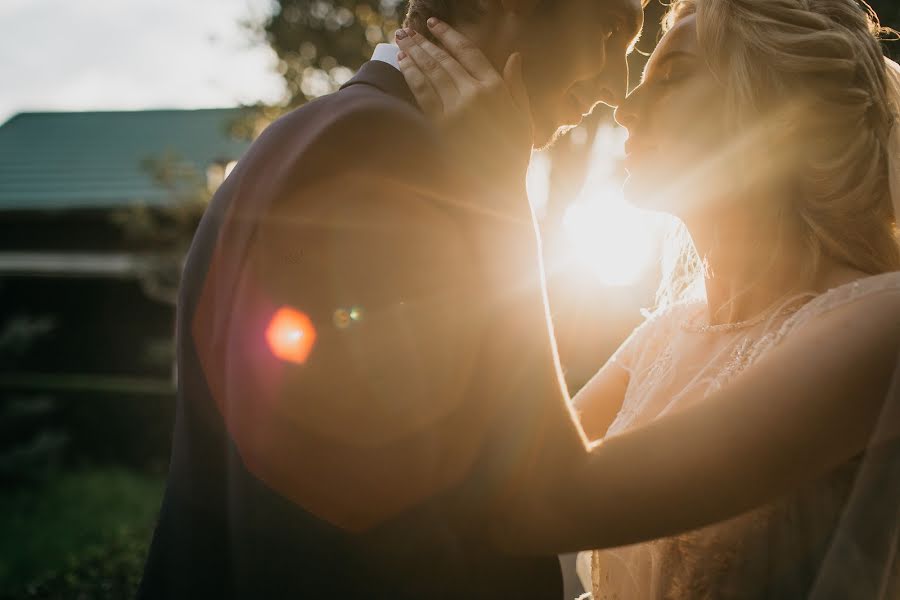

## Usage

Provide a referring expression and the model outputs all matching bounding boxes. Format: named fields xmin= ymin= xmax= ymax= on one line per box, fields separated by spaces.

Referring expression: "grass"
xmin=0 ymin=467 xmax=164 ymax=599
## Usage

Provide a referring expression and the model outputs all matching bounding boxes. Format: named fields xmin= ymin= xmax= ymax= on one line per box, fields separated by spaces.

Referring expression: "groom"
xmin=139 ymin=0 xmax=643 ymax=598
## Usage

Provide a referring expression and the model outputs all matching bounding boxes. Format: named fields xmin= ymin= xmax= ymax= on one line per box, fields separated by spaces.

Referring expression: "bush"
xmin=0 ymin=468 xmax=163 ymax=599
xmin=4 ymin=526 xmax=151 ymax=600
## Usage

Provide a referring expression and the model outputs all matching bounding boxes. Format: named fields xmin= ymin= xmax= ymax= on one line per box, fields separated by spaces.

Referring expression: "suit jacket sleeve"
xmin=210 ymin=102 xmax=583 ymax=533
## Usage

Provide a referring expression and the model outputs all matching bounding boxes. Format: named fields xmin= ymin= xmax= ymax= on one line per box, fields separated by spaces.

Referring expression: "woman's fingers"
xmin=403 ymin=28 xmax=478 ymax=97
xmin=396 ymin=25 xmax=531 ymax=156
xmin=398 ymin=53 xmax=442 ymax=117
xmin=396 ymin=32 xmax=443 ymax=117
xmin=396 ymin=29 xmax=460 ymax=113
xmin=426 ymin=18 xmax=501 ymax=84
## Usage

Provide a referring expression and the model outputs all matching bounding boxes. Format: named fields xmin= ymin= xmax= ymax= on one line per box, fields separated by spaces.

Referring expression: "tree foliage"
xmin=256 ymin=0 xmax=408 ymax=107
xmin=871 ymin=0 xmax=900 ymax=60
xmin=108 ymin=153 xmax=213 ymax=306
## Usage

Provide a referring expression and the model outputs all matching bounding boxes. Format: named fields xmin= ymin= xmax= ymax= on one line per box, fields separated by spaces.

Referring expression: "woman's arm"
xmin=573 ymin=361 xmax=631 ymax=442
xmin=498 ymin=290 xmax=900 ymax=553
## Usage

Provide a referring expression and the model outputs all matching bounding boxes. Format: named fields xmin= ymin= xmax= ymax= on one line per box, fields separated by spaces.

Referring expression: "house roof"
xmin=0 ymin=108 xmax=252 ymax=211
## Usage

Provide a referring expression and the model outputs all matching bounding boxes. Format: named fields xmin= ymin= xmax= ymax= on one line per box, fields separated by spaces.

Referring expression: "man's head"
xmin=404 ymin=0 xmax=645 ymax=147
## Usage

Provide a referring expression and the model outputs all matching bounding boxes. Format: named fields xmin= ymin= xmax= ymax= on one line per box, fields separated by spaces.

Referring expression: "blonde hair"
xmin=657 ymin=0 xmax=900 ymax=309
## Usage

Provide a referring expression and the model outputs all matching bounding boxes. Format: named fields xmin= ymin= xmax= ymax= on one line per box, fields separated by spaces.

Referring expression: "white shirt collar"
xmin=371 ymin=43 xmax=401 ymax=71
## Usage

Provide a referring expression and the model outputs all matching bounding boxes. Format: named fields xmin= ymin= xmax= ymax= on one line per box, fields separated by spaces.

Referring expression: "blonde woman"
xmin=396 ymin=0 xmax=900 ymax=597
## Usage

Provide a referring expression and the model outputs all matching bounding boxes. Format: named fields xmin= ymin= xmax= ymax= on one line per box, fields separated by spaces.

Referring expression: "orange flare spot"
xmin=266 ymin=307 xmax=317 ymax=365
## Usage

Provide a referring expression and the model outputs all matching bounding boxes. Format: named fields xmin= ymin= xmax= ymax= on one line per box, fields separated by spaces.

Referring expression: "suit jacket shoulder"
xmin=240 ymin=73 xmax=441 ymax=204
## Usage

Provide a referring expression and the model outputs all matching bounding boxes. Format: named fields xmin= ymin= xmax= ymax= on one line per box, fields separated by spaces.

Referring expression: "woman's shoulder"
xmin=791 ymin=270 xmax=900 ymax=325
xmin=761 ymin=271 xmax=900 ymax=355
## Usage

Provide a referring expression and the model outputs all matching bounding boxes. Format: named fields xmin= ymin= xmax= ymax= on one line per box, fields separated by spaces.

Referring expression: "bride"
xmin=395 ymin=0 xmax=900 ymax=598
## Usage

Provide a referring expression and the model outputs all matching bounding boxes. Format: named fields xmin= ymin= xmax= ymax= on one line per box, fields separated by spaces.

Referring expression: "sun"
xmin=533 ymin=123 xmax=663 ymax=288
xmin=562 ymin=189 xmax=659 ymax=287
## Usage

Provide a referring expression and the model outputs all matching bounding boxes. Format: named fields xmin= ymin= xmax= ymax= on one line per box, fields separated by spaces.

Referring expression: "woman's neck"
xmin=686 ymin=208 xmax=863 ymax=326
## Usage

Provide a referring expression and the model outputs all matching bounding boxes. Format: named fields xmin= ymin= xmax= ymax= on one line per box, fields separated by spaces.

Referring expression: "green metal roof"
xmin=0 ymin=108 xmax=252 ymax=211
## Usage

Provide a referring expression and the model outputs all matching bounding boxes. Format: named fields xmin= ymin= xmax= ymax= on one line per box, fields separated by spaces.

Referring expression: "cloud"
xmin=0 ymin=0 xmax=285 ymax=123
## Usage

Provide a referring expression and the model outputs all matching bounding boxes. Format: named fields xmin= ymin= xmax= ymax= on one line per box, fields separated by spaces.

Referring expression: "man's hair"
xmin=403 ymin=1 xmax=564 ymax=42
xmin=404 ymin=0 xmax=654 ymax=29
xmin=403 ymin=1 xmax=486 ymax=36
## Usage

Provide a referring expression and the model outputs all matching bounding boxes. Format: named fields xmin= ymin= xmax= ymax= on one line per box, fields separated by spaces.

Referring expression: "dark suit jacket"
xmin=139 ymin=61 xmax=567 ymax=599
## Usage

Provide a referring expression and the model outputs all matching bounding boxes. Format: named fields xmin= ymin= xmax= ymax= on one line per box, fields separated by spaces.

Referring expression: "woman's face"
xmin=614 ymin=15 xmax=729 ymax=217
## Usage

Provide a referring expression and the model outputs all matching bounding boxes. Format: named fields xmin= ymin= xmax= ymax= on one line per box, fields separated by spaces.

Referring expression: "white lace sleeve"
xmin=608 ymin=303 xmax=694 ymax=375
xmin=603 ymin=302 xmax=702 ymax=437
xmin=606 ymin=316 xmax=653 ymax=374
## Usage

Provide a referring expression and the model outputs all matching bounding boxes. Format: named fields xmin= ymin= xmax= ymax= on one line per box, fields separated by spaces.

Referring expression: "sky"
xmin=0 ymin=0 xmax=286 ymax=125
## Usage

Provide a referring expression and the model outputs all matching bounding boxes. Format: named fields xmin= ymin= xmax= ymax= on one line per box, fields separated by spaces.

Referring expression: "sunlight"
xmin=562 ymin=192 xmax=658 ymax=287
xmin=561 ymin=124 xmax=661 ymax=287
xmin=526 ymin=150 xmax=552 ymax=221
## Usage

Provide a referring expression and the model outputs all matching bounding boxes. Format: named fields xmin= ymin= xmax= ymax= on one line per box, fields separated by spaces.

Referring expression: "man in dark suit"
xmin=139 ymin=1 xmax=643 ymax=597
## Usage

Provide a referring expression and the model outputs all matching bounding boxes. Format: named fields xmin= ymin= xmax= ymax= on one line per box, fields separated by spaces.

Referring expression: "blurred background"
xmin=0 ymin=1 xmax=897 ymax=597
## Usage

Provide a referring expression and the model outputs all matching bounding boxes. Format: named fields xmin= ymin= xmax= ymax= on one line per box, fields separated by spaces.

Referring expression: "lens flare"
xmin=266 ymin=307 xmax=317 ymax=364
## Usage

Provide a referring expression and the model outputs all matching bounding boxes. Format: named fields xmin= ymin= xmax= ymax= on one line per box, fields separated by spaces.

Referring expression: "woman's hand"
xmin=395 ymin=19 xmax=534 ymax=189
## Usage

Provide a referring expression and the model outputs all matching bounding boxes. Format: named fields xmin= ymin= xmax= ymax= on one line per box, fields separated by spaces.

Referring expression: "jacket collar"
xmin=340 ymin=60 xmax=419 ymax=110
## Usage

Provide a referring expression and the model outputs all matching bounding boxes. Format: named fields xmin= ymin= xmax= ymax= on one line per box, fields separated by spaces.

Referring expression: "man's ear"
xmin=497 ymin=0 xmax=542 ymax=15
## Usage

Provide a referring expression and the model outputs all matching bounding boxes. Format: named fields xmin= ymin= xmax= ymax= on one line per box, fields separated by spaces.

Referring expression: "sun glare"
xmin=559 ymin=124 xmax=662 ymax=287
xmin=562 ymin=192 xmax=658 ymax=287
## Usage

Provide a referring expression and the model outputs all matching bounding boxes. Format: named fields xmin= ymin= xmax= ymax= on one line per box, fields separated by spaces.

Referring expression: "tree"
xmin=873 ymin=0 xmax=900 ymax=61
xmin=109 ymin=153 xmax=212 ymax=306
xmin=253 ymin=0 xmax=407 ymax=107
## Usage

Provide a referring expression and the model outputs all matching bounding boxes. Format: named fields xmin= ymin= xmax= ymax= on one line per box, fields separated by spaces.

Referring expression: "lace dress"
xmin=580 ymin=271 xmax=900 ymax=600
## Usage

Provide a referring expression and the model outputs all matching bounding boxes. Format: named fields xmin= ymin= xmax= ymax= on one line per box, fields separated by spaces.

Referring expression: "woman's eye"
xmin=659 ymin=68 xmax=688 ymax=86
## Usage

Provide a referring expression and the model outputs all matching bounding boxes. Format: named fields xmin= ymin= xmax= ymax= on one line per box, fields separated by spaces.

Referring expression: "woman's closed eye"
xmin=643 ymin=51 xmax=696 ymax=86
xmin=659 ymin=69 xmax=690 ymax=86
xmin=649 ymin=60 xmax=696 ymax=90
